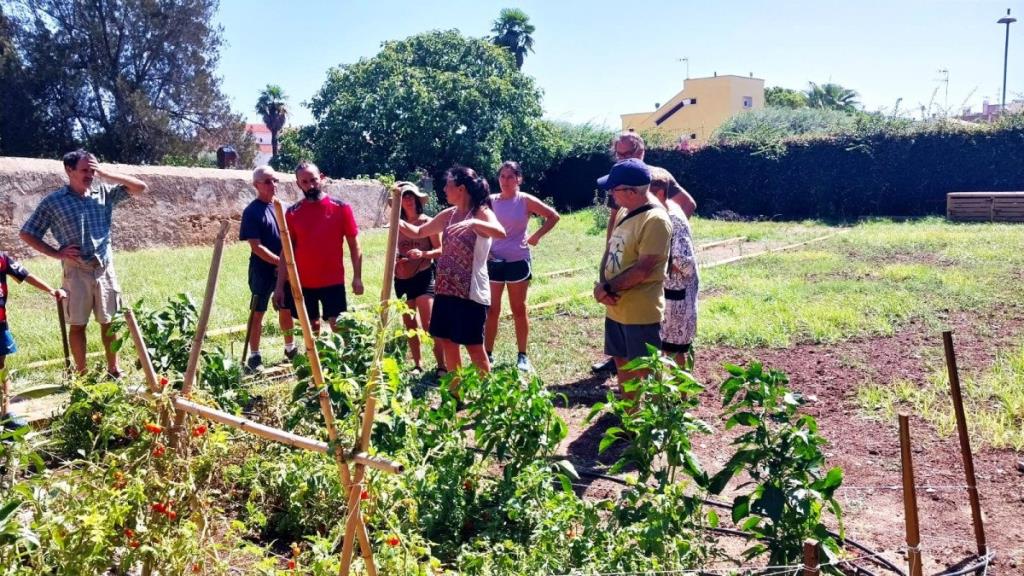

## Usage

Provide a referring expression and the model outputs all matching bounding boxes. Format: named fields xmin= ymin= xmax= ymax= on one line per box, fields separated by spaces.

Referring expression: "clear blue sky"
xmin=216 ymin=0 xmax=1023 ymax=128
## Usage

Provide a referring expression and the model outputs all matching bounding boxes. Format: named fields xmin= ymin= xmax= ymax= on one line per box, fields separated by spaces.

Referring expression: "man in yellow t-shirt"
xmin=592 ymin=159 xmax=672 ymax=396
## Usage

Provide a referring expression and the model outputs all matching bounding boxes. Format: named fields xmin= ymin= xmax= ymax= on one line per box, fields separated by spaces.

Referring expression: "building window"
xmin=690 ymin=98 xmax=697 ymax=105
xmin=690 ymin=133 xmax=697 ymax=140
xmin=743 ymin=96 xmax=753 ymax=108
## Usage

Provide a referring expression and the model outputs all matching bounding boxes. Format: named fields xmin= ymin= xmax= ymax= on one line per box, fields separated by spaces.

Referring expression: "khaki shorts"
xmin=62 ymin=259 xmax=122 ymax=326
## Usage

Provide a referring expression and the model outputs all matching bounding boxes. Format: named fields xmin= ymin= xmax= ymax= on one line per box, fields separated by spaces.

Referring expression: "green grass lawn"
xmin=9 ymin=212 xmax=1024 ymax=447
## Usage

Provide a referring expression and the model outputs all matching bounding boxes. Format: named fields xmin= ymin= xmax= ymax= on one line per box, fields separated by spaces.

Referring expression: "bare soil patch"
xmin=555 ymin=304 xmax=1024 ymax=574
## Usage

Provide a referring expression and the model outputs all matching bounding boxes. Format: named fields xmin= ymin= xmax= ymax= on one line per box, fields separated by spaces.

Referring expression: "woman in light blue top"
xmin=484 ymin=161 xmax=560 ymax=372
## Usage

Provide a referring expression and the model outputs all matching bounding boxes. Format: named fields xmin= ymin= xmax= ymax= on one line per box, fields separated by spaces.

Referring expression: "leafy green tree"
xmin=491 ymin=8 xmax=535 ymax=70
xmin=6 ymin=0 xmax=239 ymax=163
xmin=806 ymin=82 xmax=860 ymax=112
xmin=309 ymin=29 xmax=552 ymax=185
xmin=0 ymin=6 xmax=71 ymax=156
xmin=765 ymin=86 xmax=808 ymax=109
xmin=255 ymin=84 xmax=288 ymax=161
xmin=270 ymin=126 xmax=315 ymax=172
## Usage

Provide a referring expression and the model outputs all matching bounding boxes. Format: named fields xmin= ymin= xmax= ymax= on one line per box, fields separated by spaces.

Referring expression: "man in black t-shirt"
xmin=239 ymin=166 xmax=296 ymax=371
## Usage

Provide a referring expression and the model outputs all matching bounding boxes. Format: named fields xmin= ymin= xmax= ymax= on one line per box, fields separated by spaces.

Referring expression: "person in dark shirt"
xmin=0 ymin=251 xmax=65 ymax=429
xmin=239 ymin=166 xmax=296 ymax=372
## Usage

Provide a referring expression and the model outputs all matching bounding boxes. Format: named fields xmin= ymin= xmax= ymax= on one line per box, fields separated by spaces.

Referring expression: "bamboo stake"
xmin=942 ymin=331 xmax=988 ymax=558
xmin=124 ymin=308 xmax=172 ymax=432
xmin=173 ymin=220 xmax=230 ymax=447
xmin=801 ymin=539 xmax=820 ymax=576
xmin=124 ymin=309 xmax=160 ymax=394
xmin=899 ymin=414 xmax=924 ymax=576
xmin=272 ymin=199 xmax=353 ymax=488
xmin=340 ymin=188 xmax=402 ymax=576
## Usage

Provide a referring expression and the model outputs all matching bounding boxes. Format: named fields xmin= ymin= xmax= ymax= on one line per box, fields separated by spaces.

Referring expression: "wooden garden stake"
xmin=942 ymin=331 xmax=988 ymax=557
xmin=56 ymin=300 xmax=71 ymax=375
xmin=899 ymin=414 xmax=924 ymax=576
xmin=272 ymin=199 xmax=378 ymax=574
xmin=272 ymin=199 xmax=353 ymax=483
xmin=172 ymin=220 xmax=229 ymax=447
xmin=118 ymin=208 xmax=404 ymax=576
xmin=124 ymin=309 xmax=160 ymax=393
xmin=339 ymin=187 xmax=402 ymax=576
xmin=801 ymin=539 xmax=820 ymax=576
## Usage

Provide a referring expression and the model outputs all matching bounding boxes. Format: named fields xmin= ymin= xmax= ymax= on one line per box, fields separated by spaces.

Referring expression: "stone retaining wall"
xmin=0 ymin=157 xmax=387 ymax=259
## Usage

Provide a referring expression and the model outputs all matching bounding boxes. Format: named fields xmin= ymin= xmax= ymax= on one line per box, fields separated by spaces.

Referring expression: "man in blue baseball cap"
xmin=592 ymin=158 xmax=672 ymax=399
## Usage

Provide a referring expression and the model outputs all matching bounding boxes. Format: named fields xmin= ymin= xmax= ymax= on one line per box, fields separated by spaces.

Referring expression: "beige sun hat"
xmin=392 ymin=181 xmax=427 ymax=199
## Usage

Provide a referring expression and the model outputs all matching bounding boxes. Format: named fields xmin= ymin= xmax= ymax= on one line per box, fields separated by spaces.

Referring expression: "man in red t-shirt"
xmin=275 ymin=161 xmax=363 ymax=333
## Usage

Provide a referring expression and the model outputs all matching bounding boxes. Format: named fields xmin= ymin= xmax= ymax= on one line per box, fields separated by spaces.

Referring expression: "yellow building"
xmin=621 ymin=74 xmax=765 ymax=146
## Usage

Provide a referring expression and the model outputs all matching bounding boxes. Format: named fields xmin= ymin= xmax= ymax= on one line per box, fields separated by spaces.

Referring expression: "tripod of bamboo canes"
xmin=337 ymin=187 xmax=402 ymax=575
xmin=120 ymin=206 xmax=403 ymax=575
xmin=273 ymin=190 xmax=403 ymax=576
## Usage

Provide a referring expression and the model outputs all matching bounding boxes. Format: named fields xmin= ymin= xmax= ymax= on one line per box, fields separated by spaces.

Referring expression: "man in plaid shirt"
xmin=19 ymin=149 xmax=148 ymax=377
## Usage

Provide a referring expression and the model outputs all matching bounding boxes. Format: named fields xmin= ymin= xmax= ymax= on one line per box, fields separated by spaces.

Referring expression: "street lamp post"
xmin=997 ymin=8 xmax=1016 ymax=111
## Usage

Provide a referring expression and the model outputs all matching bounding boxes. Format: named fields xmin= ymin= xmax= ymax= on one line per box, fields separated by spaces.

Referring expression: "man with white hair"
xmin=240 ymin=165 xmax=296 ymax=371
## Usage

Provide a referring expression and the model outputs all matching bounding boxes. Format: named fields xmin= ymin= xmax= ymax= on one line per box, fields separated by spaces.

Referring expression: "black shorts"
xmin=248 ymin=262 xmax=278 ymax=313
xmin=284 ymin=283 xmax=347 ymax=322
xmin=395 ymin=266 xmax=435 ymax=301
xmin=429 ymin=294 xmax=488 ymax=346
xmin=487 ymin=258 xmax=532 ymax=284
xmin=661 ymin=341 xmax=692 ymax=354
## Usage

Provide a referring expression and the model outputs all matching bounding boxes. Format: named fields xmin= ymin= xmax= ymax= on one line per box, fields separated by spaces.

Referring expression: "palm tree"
xmin=490 ymin=8 xmax=535 ymax=70
xmin=805 ymin=82 xmax=860 ymax=112
xmin=255 ymin=85 xmax=288 ymax=160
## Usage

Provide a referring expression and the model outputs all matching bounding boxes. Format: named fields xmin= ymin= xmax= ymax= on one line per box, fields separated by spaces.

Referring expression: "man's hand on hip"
xmin=58 ymin=245 xmax=81 ymax=263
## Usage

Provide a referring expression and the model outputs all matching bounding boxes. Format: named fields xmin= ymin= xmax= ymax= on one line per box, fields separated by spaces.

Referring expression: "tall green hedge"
xmin=537 ymin=116 xmax=1024 ymax=219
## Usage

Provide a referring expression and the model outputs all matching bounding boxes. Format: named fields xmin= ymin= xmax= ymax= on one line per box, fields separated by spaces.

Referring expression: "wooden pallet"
xmin=947 ymin=192 xmax=1024 ymax=223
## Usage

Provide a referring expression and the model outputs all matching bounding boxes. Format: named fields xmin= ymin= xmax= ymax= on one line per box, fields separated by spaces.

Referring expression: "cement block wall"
xmin=0 ymin=157 xmax=387 ymax=259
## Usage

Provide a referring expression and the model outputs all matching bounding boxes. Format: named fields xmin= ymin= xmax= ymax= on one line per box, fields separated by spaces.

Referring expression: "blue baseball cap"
xmin=597 ymin=158 xmax=652 ymax=190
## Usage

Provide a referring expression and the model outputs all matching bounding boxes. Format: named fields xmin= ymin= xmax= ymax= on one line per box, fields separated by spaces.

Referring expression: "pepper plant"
xmin=587 ymin=348 xmax=713 ymax=489
xmin=708 ymin=362 xmax=845 ymax=567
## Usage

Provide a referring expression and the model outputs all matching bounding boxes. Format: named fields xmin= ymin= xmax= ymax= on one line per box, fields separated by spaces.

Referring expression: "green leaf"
xmin=553 ymin=459 xmax=580 ymax=481
xmin=740 ymin=515 xmax=762 ymax=531
xmin=725 ymin=411 xmax=759 ymax=429
xmin=706 ymin=508 xmax=720 ymax=528
xmin=598 ymin=430 xmax=623 ymax=454
xmin=0 ymin=499 xmax=21 ymax=522
xmin=754 ymin=484 xmax=785 ymax=522
xmin=731 ymin=495 xmax=750 ymax=524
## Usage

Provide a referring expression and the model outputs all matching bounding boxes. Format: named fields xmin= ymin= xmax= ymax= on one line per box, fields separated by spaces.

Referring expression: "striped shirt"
xmin=21 ymin=184 xmax=130 ymax=264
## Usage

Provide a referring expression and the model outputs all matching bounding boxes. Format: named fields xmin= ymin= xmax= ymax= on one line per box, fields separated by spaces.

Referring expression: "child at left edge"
xmin=0 ymin=250 xmax=66 ymax=429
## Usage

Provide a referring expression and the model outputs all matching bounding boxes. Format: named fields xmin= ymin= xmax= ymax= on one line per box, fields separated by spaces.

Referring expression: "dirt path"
xmin=554 ymin=304 xmax=1024 ymax=575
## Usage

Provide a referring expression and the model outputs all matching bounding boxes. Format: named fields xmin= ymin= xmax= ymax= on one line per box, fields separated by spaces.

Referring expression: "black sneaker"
xmin=284 ymin=346 xmax=299 ymax=360
xmin=245 ymin=353 xmax=263 ymax=373
xmin=591 ymin=357 xmax=616 ymax=374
